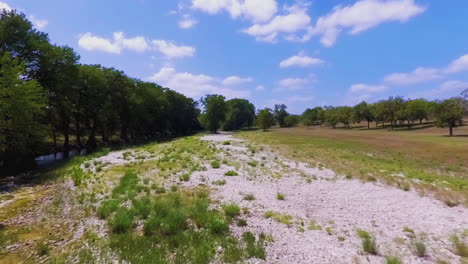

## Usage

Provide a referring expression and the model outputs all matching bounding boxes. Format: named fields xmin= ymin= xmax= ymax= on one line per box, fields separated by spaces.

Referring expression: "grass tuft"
xmin=211 ymin=160 xmax=221 ymax=169
xmin=225 ymin=170 xmax=238 ymax=176
xmin=386 ymin=256 xmax=403 ymax=264
xmin=276 ymin=192 xmax=285 ymax=200
xmin=357 ymin=229 xmax=378 ymax=255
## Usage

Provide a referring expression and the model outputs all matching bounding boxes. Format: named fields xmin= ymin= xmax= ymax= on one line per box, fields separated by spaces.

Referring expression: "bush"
xmin=357 ymin=229 xmax=377 ymax=255
xmin=211 ymin=160 xmax=221 ymax=169
xmin=179 ymin=173 xmax=190 ymax=181
xmin=225 ymin=170 xmax=238 ymax=176
xmin=36 ymin=240 xmax=49 ymax=256
xmin=223 ymin=204 xmax=241 ymax=220
xmin=276 ymin=192 xmax=285 ymax=200
xmin=97 ymin=199 xmax=120 ymax=219
xmin=386 ymin=256 xmax=403 ymax=264
xmin=243 ymin=194 xmax=255 ymax=201
xmin=222 ymin=141 xmax=231 ymax=145
xmin=71 ymin=166 xmax=87 ymax=186
xmin=451 ymin=234 xmax=468 ymax=257
xmin=243 ymin=232 xmax=266 ymax=260
xmin=111 ymin=208 xmax=134 ymax=233
xmin=412 ymin=238 xmax=426 ymax=257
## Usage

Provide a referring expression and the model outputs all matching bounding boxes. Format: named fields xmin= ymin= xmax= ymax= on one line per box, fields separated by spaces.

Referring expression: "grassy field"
xmin=239 ymin=123 xmax=468 ymax=205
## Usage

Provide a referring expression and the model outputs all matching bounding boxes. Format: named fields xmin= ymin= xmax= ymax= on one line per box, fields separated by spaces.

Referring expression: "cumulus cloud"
xmin=179 ymin=14 xmax=198 ymax=29
xmin=279 ymin=53 xmax=324 ymax=68
xmin=243 ymin=4 xmax=310 ymax=43
xmin=349 ymin=83 xmax=387 ymax=93
xmin=255 ymin=85 xmax=265 ymax=91
xmin=29 ymin=15 xmax=48 ymax=30
xmin=148 ymin=67 xmax=251 ymax=99
xmin=0 ymin=2 xmax=11 ymax=11
xmin=221 ymin=76 xmax=253 ymax=86
xmin=78 ymin=32 xmax=195 ymax=58
xmin=383 ymin=54 xmax=468 ymax=86
xmin=152 ymin=40 xmax=195 ymax=58
xmin=304 ymin=0 xmax=426 ymax=47
xmin=277 ymin=75 xmax=315 ymax=91
xmin=191 ymin=0 xmax=277 ymax=23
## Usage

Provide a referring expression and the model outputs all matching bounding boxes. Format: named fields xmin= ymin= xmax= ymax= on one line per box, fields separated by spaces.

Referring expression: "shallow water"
xmin=35 ymin=149 xmax=87 ymax=167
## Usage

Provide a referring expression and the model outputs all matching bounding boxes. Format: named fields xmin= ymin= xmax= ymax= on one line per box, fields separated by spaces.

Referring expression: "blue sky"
xmin=2 ymin=0 xmax=468 ymax=113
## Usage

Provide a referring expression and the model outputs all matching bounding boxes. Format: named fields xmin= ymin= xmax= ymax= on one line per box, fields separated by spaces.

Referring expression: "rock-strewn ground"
xmin=180 ymin=133 xmax=467 ymax=264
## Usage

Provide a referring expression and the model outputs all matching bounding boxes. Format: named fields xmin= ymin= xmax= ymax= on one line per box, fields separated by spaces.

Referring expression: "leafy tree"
xmin=257 ymin=108 xmax=274 ymax=131
xmin=223 ymin=99 xmax=255 ymax=131
xmin=353 ymin=101 xmax=374 ymax=129
xmin=434 ymin=99 xmax=464 ymax=136
xmin=324 ymin=106 xmax=339 ymax=128
xmin=337 ymin=106 xmax=353 ymax=128
xmin=274 ymin=104 xmax=289 ymax=127
xmin=284 ymin=115 xmax=300 ymax=127
xmin=0 ymin=53 xmax=46 ymax=173
xmin=201 ymin=95 xmax=227 ymax=133
xmin=301 ymin=107 xmax=323 ymax=126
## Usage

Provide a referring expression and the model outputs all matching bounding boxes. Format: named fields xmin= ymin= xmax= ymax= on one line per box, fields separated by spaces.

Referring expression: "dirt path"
xmin=181 ymin=133 xmax=468 ymax=264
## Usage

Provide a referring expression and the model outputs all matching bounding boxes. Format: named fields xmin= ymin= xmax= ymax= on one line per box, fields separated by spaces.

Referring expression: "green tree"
xmin=223 ymin=99 xmax=255 ymax=131
xmin=434 ymin=99 xmax=464 ymax=136
xmin=201 ymin=95 xmax=227 ymax=133
xmin=353 ymin=101 xmax=374 ymax=129
xmin=257 ymin=108 xmax=274 ymax=131
xmin=284 ymin=115 xmax=300 ymax=127
xmin=274 ymin=104 xmax=289 ymax=127
xmin=0 ymin=53 xmax=46 ymax=173
xmin=301 ymin=107 xmax=323 ymax=126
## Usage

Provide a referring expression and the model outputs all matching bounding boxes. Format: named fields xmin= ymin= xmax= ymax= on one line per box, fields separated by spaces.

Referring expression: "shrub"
xmin=211 ymin=160 xmax=221 ymax=169
xmin=386 ymin=256 xmax=403 ymax=264
xmin=357 ymin=229 xmax=378 ymax=255
xmin=237 ymin=219 xmax=247 ymax=227
xmin=213 ymin=180 xmax=226 ymax=186
xmin=36 ymin=240 xmax=49 ymax=256
xmin=132 ymin=197 xmax=152 ymax=219
xmin=71 ymin=166 xmax=87 ymax=186
xmin=97 ymin=199 xmax=120 ymax=219
xmin=451 ymin=234 xmax=468 ymax=257
xmin=243 ymin=232 xmax=266 ymax=260
xmin=223 ymin=204 xmax=241 ymax=220
xmin=225 ymin=170 xmax=238 ymax=176
xmin=223 ymin=141 xmax=231 ymax=145
xmin=111 ymin=208 xmax=134 ymax=233
xmin=247 ymin=161 xmax=257 ymax=167
xmin=179 ymin=173 xmax=190 ymax=181
xmin=276 ymin=192 xmax=285 ymax=200
xmin=308 ymin=220 xmax=322 ymax=230
xmin=412 ymin=239 xmax=426 ymax=257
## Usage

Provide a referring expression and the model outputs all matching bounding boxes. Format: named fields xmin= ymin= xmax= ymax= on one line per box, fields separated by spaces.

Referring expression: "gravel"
xmin=180 ymin=133 xmax=468 ymax=264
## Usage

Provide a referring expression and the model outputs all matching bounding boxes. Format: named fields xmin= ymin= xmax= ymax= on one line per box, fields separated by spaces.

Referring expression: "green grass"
xmin=225 ymin=170 xmax=238 ymax=176
xmin=451 ymin=234 xmax=468 ymax=257
xmin=242 ymin=232 xmax=266 ymax=260
xmin=386 ymin=256 xmax=403 ymax=264
xmin=357 ymin=229 xmax=378 ymax=255
xmin=276 ymin=192 xmax=285 ymax=200
xmin=223 ymin=203 xmax=241 ymax=220
xmin=264 ymin=211 xmax=293 ymax=226
xmin=243 ymin=193 xmax=255 ymax=201
xmin=36 ymin=240 xmax=49 ymax=256
xmin=239 ymin=127 xmax=468 ymax=204
xmin=211 ymin=160 xmax=221 ymax=169
xmin=97 ymin=199 xmax=120 ymax=219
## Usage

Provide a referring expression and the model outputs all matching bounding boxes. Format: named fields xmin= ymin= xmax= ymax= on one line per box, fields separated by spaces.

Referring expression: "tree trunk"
xmin=75 ymin=116 xmax=81 ymax=148
xmin=449 ymin=126 xmax=453 ymax=136
xmin=367 ymin=121 xmax=370 ymax=129
xmin=63 ymin=120 xmax=70 ymax=158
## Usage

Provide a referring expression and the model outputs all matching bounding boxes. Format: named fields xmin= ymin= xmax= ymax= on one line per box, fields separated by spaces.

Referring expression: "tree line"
xmin=294 ymin=97 xmax=466 ymax=136
xmin=0 ymin=10 xmax=200 ymax=174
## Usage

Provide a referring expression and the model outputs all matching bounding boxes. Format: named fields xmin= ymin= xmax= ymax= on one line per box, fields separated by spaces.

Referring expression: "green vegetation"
xmin=357 ymin=229 xmax=378 ymax=255
xmin=242 ymin=232 xmax=267 ymax=260
xmin=451 ymin=234 xmax=468 ymax=257
xmin=257 ymin=108 xmax=275 ymax=131
xmin=386 ymin=256 xmax=403 ymax=264
xmin=412 ymin=238 xmax=426 ymax=257
xmin=264 ymin=211 xmax=293 ymax=226
xmin=225 ymin=170 xmax=238 ymax=176
xmin=243 ymin=193 xmax=255 ymax=201
xmin=308 ymin=220 xmax=322 ymax=230
xmin=276 ymin=192 xmax=285 ymax=200
xmin=211 ymin=160 xmax=221 ymax=169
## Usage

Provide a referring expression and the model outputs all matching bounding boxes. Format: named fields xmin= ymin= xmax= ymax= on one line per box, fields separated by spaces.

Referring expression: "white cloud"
xmin=179 ymin=14 xmax=198 ymax=29
xmin=78 ymin=32 xmax=195 ymax=58
xmin=0 ymin=2 xmax=11 ymax=11
xmin=383 ymin=54 xmax=468 ymax=86
xmin=306 ymin=0 xmax=425 ymax=47
xmin=148 ymin=67 xmax=251 ymax=99
xmin=29 ymin=15 xmax=48 ymax=30
xmin=221 ymin=76 xmax=253 ymax=86
xmin=191 ymin=0 xmax=277 ymax=23
xmin=152 ymin=40 xmax=195 ymax=58
xmin=276 ymin=76 xmax=314 ymax=91
xmin=349 ymin=83 xmax=387 ymax=93
xmin=279 ymin=53 xmax=324 ymax=68
xmin=408 ymin=80 xmax=468 ymax=101
xmin=243 ymin=4 xmax=310 ymax=42
xmin=444 ymin=54 xmax=468 ymax=74
xmin=384 ymin=67 xmax=442 ymax=85
xmin=255 ymin=85 xmax=265 ymax=91
xmin=78 ymin=32 xmax=122 ymax=54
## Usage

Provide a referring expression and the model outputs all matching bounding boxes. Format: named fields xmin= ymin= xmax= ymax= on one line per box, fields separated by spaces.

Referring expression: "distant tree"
xmin=337 ymin=106 xmax=353 ymax=128
xmin=223 ymin=99 xmax=255 ymax=131
xmin=257 ymin=108 xmax=274 ymax=131
xmin=201 ymin=95 xmax=227 ymax=133
xmin=324 ymin=106 xmax=339 ymax=128
xmin=301 ymin=107 xmax=323 ymax=126
xmin=462 ymin=89 xmax=468 ymax=100
xmin=353 ymin=101 xmax=374 ymax=129
xmin=274 ymin=104 xmax=289 ymax=127
xmin=434 ymin=99 xmax=464 ymax=136
xmin=284 ymin=115 xmax=300 ymax=127
xmin=0 ymin=53 xmax=46 ymax=172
